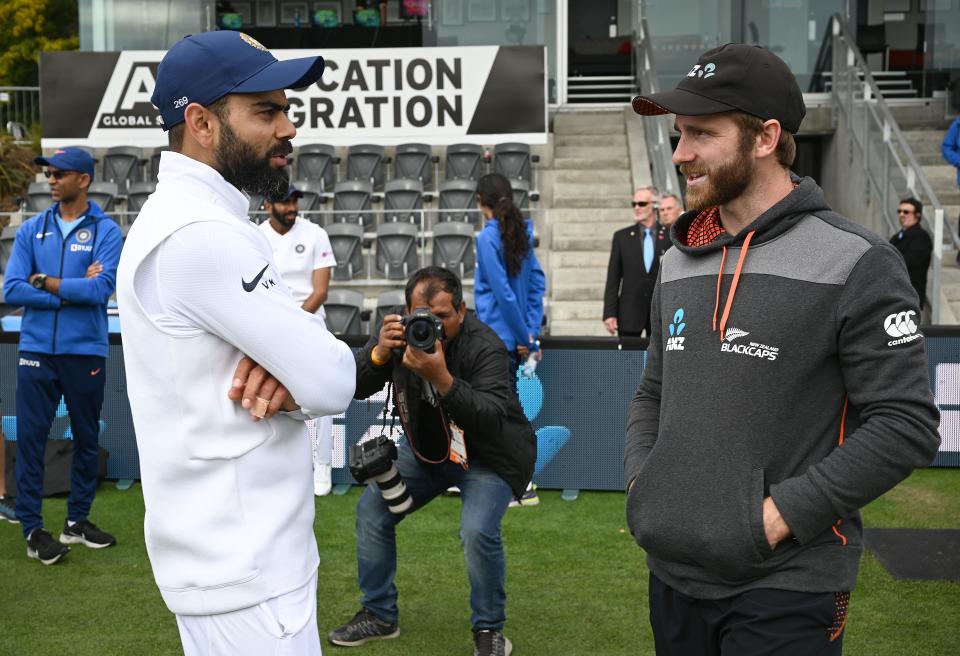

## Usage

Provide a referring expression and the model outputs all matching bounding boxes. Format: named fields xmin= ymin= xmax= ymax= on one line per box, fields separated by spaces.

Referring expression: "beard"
xmin=680 ymin=139 xmax=755 ymax=212
xmin=270 ymin=206 xmax=298 ymax=228
xmin=216 ymin=120 xmax=292 ymax=201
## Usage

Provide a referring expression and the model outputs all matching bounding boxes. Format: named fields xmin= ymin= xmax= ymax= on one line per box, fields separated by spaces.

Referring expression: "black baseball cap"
xmin=632 ymin=44 xmax=805 ymax=134
xmin=152 ymin=31 xmax=324 ymax=131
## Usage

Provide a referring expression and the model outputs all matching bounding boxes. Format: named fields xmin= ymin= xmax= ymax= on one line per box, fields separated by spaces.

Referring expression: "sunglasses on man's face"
xmin=631 ymin=201 xmax=651 ymax=208
xmin=897 ymin=209 xmax=914 ymax=215
xmin=43 ymin=170 xmax=74 ymax=180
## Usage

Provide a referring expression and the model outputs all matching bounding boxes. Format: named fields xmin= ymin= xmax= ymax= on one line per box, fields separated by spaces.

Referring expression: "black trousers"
xmin=649 ymin=572 xmax=849 ymax=656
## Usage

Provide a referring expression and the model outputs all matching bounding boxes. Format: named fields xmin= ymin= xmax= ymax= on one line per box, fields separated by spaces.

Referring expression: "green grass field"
xmin=1 ymin=469 xmax=958 ymax=656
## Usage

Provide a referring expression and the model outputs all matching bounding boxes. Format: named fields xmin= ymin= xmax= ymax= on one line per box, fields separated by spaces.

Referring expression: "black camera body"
xmin=348 ymin=435 xmax=413 ymax=514
xmin=402 ymin=308 xmax=444 ymax=353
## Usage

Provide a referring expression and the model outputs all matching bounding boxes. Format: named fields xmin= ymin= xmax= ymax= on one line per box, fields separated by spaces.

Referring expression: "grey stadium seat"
xmin=292 ymin=179 xmax=325 ymax=215
xmin=149 ymin=147 xmax=169 ymax=181
xmin=493 ymin=142 xmax=536 ymax=184
xmin=383 ymin=178 xmax=424 ymax=224
xmin=326 ymin=222 xmax=364 ymax=281
xmin=375 ymin=289 xmax=406 ymax=327
xmin=332 ymin=180 xmax=375 ymax=227
xmin=103 ymin=146 xmax=144 ymax=189
xmin=324 ymin=289 xmax=365 ymax=335
xmin=462 ymin=290 xmax=476 ymax=314
xmin=393 ymin=143 xmax=435 ymax=187
xmin=444 ymin=143 xmax=484 ymax=182
xmin=126 ymin=181 xmax=156 ymax=222
xmin=438 ymin=179 xmax=478 ymax=224
xmin=375 ymin=222 xmax=419 ymax=280
xmin=248 ymin=193 xmax=267 ymax=224
xmin=511 ymin=179 xmax=530 ymax=211
xmin=346 ymin=144 xmax=387 ymax=190
xmin=431 ymin=221 xmax=476 ymax=278
xmin=296 ymin=144 xmax=338 ymax=192
xmin=24 ymin=181 xmax=52 ymax=214
xmin=87 ymin=182 xmax=119 ymax=212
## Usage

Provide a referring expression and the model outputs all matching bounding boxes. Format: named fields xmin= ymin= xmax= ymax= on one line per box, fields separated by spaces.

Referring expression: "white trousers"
xmin=176 ymin=572 xmax=321 ymax=656
xmin=308 ymin=416 xmax=333 ymax=467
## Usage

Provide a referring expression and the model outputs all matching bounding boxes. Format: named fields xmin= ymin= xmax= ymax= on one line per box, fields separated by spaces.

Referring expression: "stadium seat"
xmin=346 ymin=144 xmax=388 ymax=190
xmin=333 ymin=180 xmax=375 ymax=227
xmin=296 ymin=143 xmax=338 ymax=192
xmin=126 ymin=181 xmax=156 ymax=222
xmin=511 ymin=179 xmax=531 ymax=211
xmin=292 ymin=179 xmax=325 ymax=216
xmin=24 ymin=181 xmax=52 ymax=214
xmin=393 ymin=143 xmax=436 ymax=188
xmin=383 ymin=178 xmax=424 ymax=224
xmin=103 ymin=146 xmax=144 ymax=189
xmin=493 ymin=142 xmax=537 ymax=184
xmin=0 ymin=225 xmax=18 ymax=275
xmin=149 ymin=147 xmax=168 ymax=181
xmin=462 ymin=290 xmax=476 ymax=314
xmin=87 ymin=182 xmax=119 ymax=212
xmin=432 ymin=221 xmax=476 ymax=278
xmin=375 ymin=289 xmax=406 ymax=327
xmin=324 ymin=289 xmax=365 ymax=335
xmin=376 ymin=222 xmax=419 ymax=280
xmin=437 ymin=179 xmax=478 ymax=224
xmin=248 ymin=193 xmax=267 ymax=224
xmin=444 ymin=143 xmax=484 ymax=181
xmin=326 ymin=222 xmax=364 ymax=281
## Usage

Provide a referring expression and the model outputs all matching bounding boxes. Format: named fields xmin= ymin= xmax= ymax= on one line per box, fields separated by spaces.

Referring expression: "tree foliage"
xmin=0 ymin=0 xmax=79 ymax=87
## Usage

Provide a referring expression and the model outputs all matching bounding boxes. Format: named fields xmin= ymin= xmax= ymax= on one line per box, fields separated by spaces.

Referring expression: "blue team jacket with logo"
xmin=3 ymin=201 xmax=122 ymax=357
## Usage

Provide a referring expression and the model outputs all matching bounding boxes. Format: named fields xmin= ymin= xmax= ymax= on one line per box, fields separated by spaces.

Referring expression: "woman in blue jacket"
xmin=474 ymin=173 xmax=545 ymax=506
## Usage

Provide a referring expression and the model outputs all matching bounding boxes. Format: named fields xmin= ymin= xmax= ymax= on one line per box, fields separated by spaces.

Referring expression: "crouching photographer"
xmin=329 ymin=266 xmax=535 ymax=656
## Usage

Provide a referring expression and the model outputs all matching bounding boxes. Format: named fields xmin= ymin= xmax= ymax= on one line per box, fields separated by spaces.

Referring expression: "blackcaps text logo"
xmin=885 ymin=310 xmax=922 ymax=346
xmin=666 ymin=308 xmax=686 ymax=351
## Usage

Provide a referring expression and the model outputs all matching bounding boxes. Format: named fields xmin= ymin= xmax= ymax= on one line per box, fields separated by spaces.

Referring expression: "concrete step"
xmin=555 ymin=145 xmax=628 ymax=159
xmin=553 ymin=156 xmax=629 ymax=169
xmin=552 ymin=221 xmax=618 ymax=240
xmin=553 ymin=168 xmax=632 ymax=184
xmin=552 ymin=283 xmax=604 ymax=301
xmin=552 ymin=194 xmax=634 ymax=209
xmin=549 ymin=319 xmax=609 ymax=337
xmin=901 ymin=129 xmax=948 ymax=146
xmin=550 ymin=251 xmax=613 ymax=267
xmin=549 ymin=300 xmax=604 ymax=321
xmin=554 ymin=113 xmax=625 ymax=133
xmin=555 ymin=181 xmax=630 ymax=198
xmin=553 ymin=235 xmax=616 ymax=251
xmin=920 ymin=164 xmax=958 ymax=183
xmin=555 ymin=134 xmax=627 ymax=147
xmin=552 ymin=267 xmax=607 ymax=285
xmin=549 ymin=208 xmax=629 ymax=224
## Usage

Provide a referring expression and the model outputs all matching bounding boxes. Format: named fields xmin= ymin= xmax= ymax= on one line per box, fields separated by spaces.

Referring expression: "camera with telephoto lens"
xmin=348 ymin=435 xmax=413 ymax=514
xmin=402 ymin=307 xmax=444 ymax=353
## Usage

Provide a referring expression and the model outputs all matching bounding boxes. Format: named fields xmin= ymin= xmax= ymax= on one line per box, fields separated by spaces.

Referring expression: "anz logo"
xmin=666 ymin=308 xmax=686 ymax=352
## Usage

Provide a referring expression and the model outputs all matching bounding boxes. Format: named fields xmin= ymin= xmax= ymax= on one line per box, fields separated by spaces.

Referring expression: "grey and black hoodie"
xmin=624 ymin=176 xmax=941 ymax=599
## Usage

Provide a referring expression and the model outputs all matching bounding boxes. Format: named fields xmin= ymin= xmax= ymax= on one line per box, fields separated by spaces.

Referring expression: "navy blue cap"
xmin=152 ymin=31 xmax=325 ymax=131
xmin=281 ymin=184 xmax=303 ymax=201
xmin=34 ymin=147 xmax=96 ymax=180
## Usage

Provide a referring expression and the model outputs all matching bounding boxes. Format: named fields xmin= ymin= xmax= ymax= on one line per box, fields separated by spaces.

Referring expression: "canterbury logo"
xmin=723 ymin=327 xmax=749 ymax=343
xmin=884 ymin=311 xmax=917 ymax=338
xmin=687 ymin=63 xmax=717 ymax=78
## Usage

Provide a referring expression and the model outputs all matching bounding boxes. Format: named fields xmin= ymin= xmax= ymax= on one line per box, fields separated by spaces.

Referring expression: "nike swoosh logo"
xmin=90 ymin=368 xmax=102 ymax=376
xmin=242 ymin=264 xmax=269 ymax=292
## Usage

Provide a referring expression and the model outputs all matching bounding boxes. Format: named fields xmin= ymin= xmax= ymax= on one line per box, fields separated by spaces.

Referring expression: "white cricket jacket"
xmin=117 ymin=152 xmax=355 ymax=615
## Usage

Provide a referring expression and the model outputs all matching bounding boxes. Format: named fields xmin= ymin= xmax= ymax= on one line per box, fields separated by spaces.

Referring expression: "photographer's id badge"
xmin=448 ymin=420 xmax=468 ymax=470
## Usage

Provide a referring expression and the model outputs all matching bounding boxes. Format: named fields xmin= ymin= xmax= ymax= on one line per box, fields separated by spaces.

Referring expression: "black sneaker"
xmin=59 ymin=519 xmax=117 ymax=549
xmin=0 ymin=496 xmax=17 ymax=524
xmin=328 ymin=608 xmax=400 ymax=647
xmin=26 ymin=528 xmax=70 ymax=565
xmin=473 ymin=629 xmax=512 ymax=656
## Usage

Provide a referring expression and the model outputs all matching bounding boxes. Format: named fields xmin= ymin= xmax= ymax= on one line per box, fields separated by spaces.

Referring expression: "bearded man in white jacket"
xmin=117 ymin=31 xmax=355 ymax=656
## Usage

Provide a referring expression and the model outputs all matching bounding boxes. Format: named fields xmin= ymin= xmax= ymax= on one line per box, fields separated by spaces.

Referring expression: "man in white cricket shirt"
xmin=116 ymin=31 xmax=355 ymax=656
xmin=259 ymin=184 xmax=337 ymax=496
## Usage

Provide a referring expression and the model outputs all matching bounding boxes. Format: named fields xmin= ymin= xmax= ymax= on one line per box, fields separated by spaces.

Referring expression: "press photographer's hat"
xmin=34 ymin=147 xmax=96 ymax=180
xmin=632 ymin=44 xmax=805 ymax=134
xmin=152 ymin=31 xmax=324 ymax=131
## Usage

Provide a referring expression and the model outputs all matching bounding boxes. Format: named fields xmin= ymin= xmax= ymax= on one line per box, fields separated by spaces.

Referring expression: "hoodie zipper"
xmin=51 ymin=230 xmax=68 ymax=355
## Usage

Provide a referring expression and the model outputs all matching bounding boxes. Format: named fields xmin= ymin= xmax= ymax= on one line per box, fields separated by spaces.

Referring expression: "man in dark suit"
xmin=890 ymin=197 xmax=933 ymax=308
xmin=603 ymin=186 xmax=671 ymax=338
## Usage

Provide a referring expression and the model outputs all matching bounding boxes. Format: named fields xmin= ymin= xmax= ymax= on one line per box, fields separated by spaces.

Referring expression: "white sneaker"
xmin=314 ymin=463 xmax=332 ymax=496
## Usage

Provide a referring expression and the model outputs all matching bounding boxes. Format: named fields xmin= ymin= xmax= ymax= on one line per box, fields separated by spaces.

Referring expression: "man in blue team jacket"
xmin=4 ymin=147 xmax=122 ymax=565
xmin=942 ymin=114 xmax=960 ymax=252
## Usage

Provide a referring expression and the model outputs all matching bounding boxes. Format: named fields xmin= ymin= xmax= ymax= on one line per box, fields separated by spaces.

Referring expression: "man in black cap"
xmin=116 ymin=31 xmax=356 ymax=655
xmin=625 ymin=44 xmax=940 ymax=655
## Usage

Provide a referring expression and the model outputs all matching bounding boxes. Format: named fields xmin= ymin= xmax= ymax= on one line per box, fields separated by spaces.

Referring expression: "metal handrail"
xmin=634 ymin=17 xmax=679 ymax=199
xmin=830 ymin=15 xmax=949 ymax=322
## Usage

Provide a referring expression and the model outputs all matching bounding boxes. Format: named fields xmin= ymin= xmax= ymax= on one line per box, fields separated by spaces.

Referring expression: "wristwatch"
xmin=32 ymin=273 xmax=47 ymax=290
